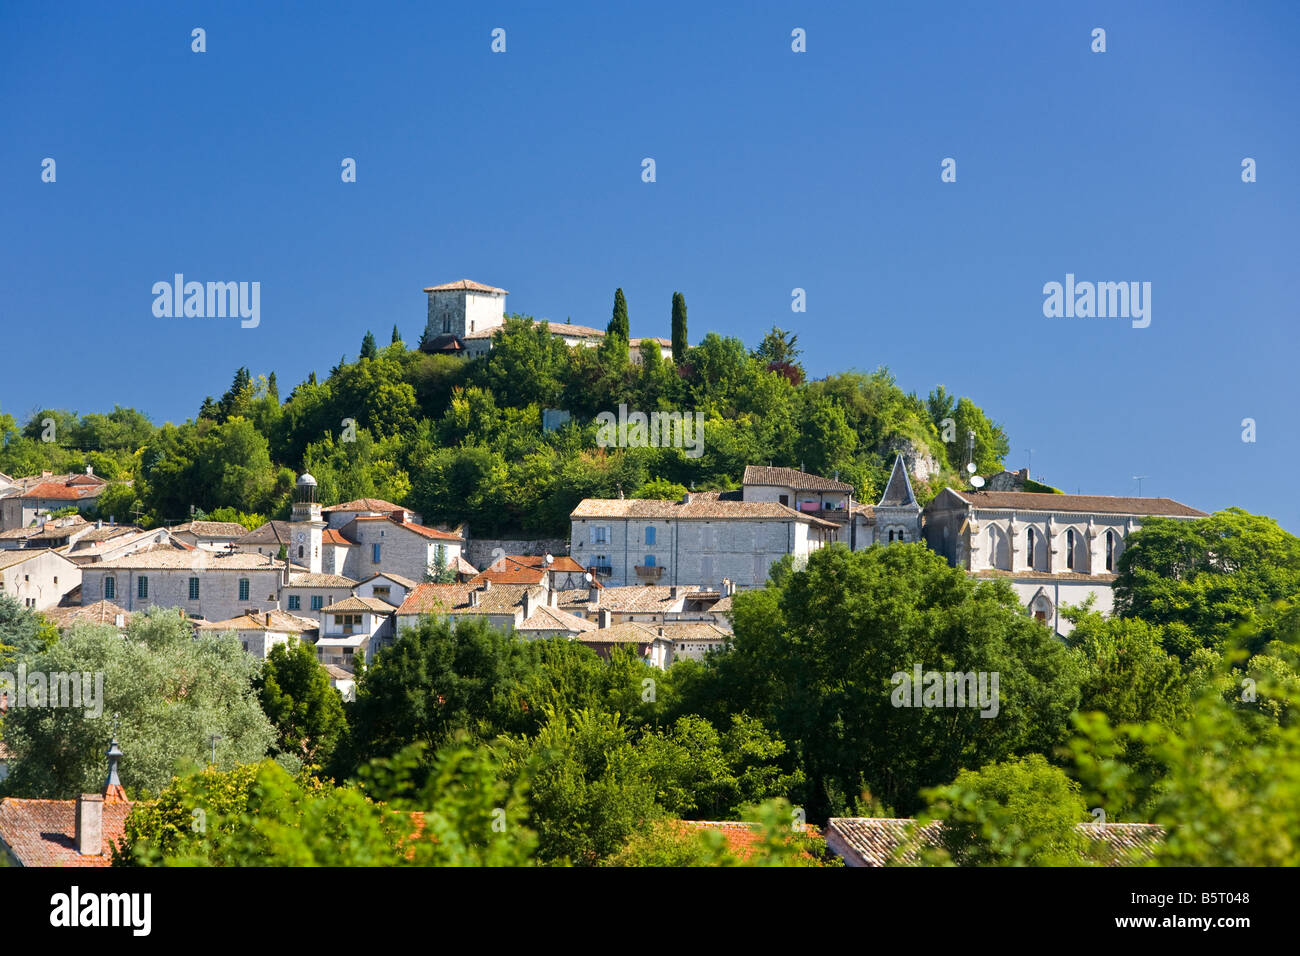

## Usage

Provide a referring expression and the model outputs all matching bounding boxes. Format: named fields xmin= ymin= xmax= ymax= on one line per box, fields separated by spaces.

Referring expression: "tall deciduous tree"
xmin=2 ymin=609 xmax=276 ymax=798
xmin=258 ymin=638 xmax=348 ymax=767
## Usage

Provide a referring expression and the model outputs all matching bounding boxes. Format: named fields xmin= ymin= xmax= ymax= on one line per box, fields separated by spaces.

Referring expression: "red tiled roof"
xmin=352 ymin=515 xmax=463 ymax=541
xmin=0 ymin=798 xmax=133 ymax=867
xmin=677 ymin=820 xmax=824 ymax=863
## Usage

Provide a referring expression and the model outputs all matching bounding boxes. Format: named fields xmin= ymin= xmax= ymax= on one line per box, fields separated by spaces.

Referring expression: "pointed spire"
xmin=103 ymin=715 xmax=128 ymax=804
xmin=877 ymin=455 xmax=917 ymax=508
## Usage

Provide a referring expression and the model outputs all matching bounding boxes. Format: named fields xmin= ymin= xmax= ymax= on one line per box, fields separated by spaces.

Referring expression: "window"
xmin=288 ymin=595 xmax=301 ymax=611
xmin=372 ymin=543 xmax=381 ymax=564
xmin=1025 ymin=528 xmax=1036 ymax=569
xmin=644 ymin=555 xmax=655 ymax=567
xmin=373 ymin=586 xmax=391 ymax=598
xmin=298 ymin=545 xmax=304 ymax=559
xmin=1066 ymin=529 xmax=1076 ymax=570
xmin=778 ymin=494 xmax=789 ymax=506
xmin=104 ymin=577 xmax=115 ymax=601
xmin=645 ymin=526 xmax=656 ymax=546
xmin=238 ymin=578 xmax=250 ymax=601
xmin=1106 ymin=530 xmax=1116 ymax=572
xmin=137 ymin=576 xmax=148 ymax=599
xmin=888 ymin=530 xmax=895 ymax=543
xmin=189 ymin=577 xmax=200 ymax=600
xmin=594 ymin=526 xmax=609 ymax=545
xmin=311 ymin=595 xmax=324 ymax=611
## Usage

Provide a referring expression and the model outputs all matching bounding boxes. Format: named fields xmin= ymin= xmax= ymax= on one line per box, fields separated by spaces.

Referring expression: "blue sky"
xmin=2 ymin=1 xmax=1297 ymax=528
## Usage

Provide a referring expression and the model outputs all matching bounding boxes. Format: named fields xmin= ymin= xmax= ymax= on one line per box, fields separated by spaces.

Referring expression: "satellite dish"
xmin=965 ymin=462 xmax=977 ymax=475
xmin=970 ymin=475 xmax=986 ymax=489
xmin=544 ymin=553 xmax=554 ymax=566
xmin=584 ymin=572 xmax=593 ymax=584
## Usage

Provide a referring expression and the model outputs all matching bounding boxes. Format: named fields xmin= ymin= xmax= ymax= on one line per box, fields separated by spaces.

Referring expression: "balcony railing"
xmin=634 ymin=565 xmax=664 ymax=580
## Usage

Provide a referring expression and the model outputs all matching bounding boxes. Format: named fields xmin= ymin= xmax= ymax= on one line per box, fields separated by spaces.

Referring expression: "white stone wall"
xmin=970 ymin=515 xmax=1133 ymax=575
xmin=464 ymin=292 xmax=505 ymax=336
xmin=341 ymin=524 xmax=462 ymax=584
xmin=569 ymin=517 xmax=813 ymax=588
xmin=1003 ymin=579 xmax=1117 ymax=637
xmin=0 ymin=551 xmax=80 ymax=610
xmin=81 ymin=567 xmax=284 ymax=622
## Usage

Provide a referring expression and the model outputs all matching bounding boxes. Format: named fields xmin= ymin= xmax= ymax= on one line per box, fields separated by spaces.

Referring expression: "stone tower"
xmin=419 ymin=279 xmax=508 ymax=349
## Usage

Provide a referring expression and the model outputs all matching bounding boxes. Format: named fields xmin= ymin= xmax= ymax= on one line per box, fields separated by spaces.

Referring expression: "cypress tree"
xmin=608 ymin=288 xmax=630 ymax=340
xmin=671 ymin=292 xmax=688 ymax=363
xmin=391 ymin=324 xmax=402 ymax=345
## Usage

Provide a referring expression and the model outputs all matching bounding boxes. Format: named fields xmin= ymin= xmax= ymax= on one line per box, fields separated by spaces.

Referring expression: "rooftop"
xmin=571 ymin=490 xmax=839 ymax=527
xmin=423 ymin=279 xmax=509 ymax=295
xmin=949 ymin=489 xmax=1206 ymax=518
xmin=742 ymin=465 xmax=853 ymax=493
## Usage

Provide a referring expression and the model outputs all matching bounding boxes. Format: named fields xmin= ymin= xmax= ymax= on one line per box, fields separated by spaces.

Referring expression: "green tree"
xmin=1113 ymin=508 xmax=1300 ymax=659
xmin=915 ymin=754 xmax=1094 ymax=866
xmin=1 ymin=609 xmax=276 ymax=798
xmin=258 ymin=638 xmax=348 ymax=767
xmin=670 ymin=291 xmax=688 ymax=363
xmin=608 ymin=288 xmax=630 ymax=340
xmin=360 ymin=331 xmax=379 ymax=361
xmin=707 ymin=544 xmax=1082 ymax=817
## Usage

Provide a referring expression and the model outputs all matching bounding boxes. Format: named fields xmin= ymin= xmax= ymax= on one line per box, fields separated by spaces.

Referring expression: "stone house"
xmin=80 ymin=548 xmax=296 ymax=622
xmin=166 ymin=520 xmax=251 ymax=551
xmin=569 ymin=490 xmax=839 ymax=589
xmin=195 ymin=610 xmax=320 ymax=658
xmin=0 ymin=549 xmax=80 ymax=610
xmin=316 ymin=596 xmax=395 ymax=668
xmin=0 ymin=469 xmax=108 ymax=531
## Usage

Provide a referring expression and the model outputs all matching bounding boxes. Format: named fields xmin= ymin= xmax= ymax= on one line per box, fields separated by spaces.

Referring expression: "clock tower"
xmin=290 ymin=473 xmax=326 ymax=573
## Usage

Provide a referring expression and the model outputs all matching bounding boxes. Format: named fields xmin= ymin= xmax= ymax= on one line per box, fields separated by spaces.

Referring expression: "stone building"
xmin=569 ymin=491 xmax=839 ymax=589
xmin=0 ymin=549 xmax=80 ymax=610
xmin=80 ymin=548 xmax=296 ymax=623
xmin=922 ymin=489 xmax=1206 ymax=635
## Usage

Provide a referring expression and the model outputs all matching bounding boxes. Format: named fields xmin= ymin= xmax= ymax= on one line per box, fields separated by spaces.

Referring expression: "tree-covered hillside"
xmin=0 ymin=301 xmax=1010 ymax=537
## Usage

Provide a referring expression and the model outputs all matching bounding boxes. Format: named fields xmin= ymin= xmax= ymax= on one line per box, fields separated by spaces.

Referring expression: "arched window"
xmin=1106 ymin=530 xmax=1116 ymax=571
xmin=1066 ymin=529 xmax=1076 ymax=570
xmin=888 ymin=530 xmax=895 ymax=543
xmin=1025 ymin=528 xmax=1036 ymax=570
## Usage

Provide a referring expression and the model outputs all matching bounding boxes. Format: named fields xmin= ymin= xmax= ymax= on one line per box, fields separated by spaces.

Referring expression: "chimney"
xmin=589 ymin=584 xmax=599 ymax=606
xmin=75 ymin=794 xmax=104 ymax=856
xmin=548 ymin=588 xmax=557 ymax=608
xmin=598 ymin=608 xmax=611 ymax=628
xmin=670 ymin=586 xmax=680 ymax=599
xmin=469 ymin=589 xmax=480 ymax=607
xmin=86 ymin=465 xmax=93 ymax=477
xmin=114 ymin=613 xmax=125 ymax=627
xmin=483 ymin=579 xmax=492 ymax=592
xmin=389 ymin=510 xmax=405 ymax=524
xmin=680 ymin=492 xmax=692 ymax=505
xmin=265 ymin=611 xmax=272 ymax=626
xmin=521 ymin=590 xmax=533 ymax=620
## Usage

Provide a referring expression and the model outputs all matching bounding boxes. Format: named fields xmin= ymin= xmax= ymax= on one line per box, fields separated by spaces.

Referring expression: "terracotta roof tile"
xmin=742 ymin=465 xmax=853 ymax=492
xmin=0 ymin=798 xmax=132 ymax=867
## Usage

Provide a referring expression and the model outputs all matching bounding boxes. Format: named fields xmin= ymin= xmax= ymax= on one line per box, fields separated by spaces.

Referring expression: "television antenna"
xmin=1132 ymin=475 xmax=1151 ymax=497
